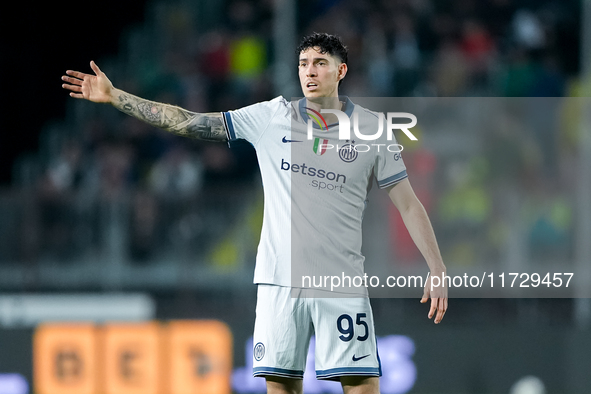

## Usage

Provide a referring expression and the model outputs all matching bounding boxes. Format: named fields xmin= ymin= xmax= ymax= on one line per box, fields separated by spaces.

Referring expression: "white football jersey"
xmin=222 ymin=96 xmax=407 ymax=293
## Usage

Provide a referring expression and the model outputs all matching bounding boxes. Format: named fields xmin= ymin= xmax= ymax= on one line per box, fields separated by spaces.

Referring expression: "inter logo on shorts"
xmin=339 ymin=144 xmax=358 ymax=163
xmin=254 ymin=342 xmax=265 ymax=361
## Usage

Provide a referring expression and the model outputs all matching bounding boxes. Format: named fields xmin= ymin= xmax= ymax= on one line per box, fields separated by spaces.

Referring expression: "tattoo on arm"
xmin=114 ymin=92 xmax=227 ymax=142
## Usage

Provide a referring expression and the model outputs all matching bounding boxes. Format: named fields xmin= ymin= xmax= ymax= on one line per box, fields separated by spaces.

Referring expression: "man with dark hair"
xmin=296 ymin=32 xmax=348 ymax=85
xmin=62 ymin=32 xmax=447 ymax=394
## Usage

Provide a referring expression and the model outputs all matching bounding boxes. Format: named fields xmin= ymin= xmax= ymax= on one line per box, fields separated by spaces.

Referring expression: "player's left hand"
xmin=421 ymin=272 xmax=448 ymax=324
xmin=62 ymin=61 xmax=114 ymax=103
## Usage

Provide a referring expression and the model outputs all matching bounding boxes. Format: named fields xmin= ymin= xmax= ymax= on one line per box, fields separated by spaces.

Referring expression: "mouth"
xmin=306 ymin=81 xmax=318 ymax=90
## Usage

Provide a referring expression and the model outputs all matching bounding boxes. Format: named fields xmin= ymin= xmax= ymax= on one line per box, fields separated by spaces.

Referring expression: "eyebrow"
xmin=298 ymin=57 xmax=330 ymax=62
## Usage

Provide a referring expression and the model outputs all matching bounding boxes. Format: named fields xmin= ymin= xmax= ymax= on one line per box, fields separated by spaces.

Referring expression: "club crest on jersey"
xmin=312 ymin=137 xmax=329 ymax=156
xmin=254 ymin=342 xmax=265 ymax=361
xmin=339 ymin=142 xmax=358 ymax=163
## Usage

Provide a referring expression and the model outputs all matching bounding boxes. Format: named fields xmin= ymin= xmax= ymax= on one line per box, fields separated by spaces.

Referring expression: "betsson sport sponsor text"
xmin=281 ymin=158 xmax=346 ymax=193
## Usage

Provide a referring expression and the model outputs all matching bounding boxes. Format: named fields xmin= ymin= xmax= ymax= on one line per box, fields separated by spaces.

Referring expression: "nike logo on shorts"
xmin=352 ymin=354 xmax=370 ymax=362
xmin=282 ymin=136 xmax=302 ymax=143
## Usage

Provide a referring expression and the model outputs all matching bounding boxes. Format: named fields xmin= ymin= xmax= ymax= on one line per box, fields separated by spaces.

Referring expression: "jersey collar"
xmin=298 ymin=96 xmax=355 ymax=129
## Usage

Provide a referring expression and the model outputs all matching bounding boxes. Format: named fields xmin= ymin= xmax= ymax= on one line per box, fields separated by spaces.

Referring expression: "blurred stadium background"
xmin=1 ymin=0 xmax=590 ymax=393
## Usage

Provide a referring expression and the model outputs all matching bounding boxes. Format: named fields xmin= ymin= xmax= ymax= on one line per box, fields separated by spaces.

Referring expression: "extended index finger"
xmin=65 ymin=70 xmax=89 ymax=80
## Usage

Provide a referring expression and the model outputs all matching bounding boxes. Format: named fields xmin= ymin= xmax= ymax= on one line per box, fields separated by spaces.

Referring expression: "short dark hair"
xmin=296 ymin=33 xmax=348 ymax=65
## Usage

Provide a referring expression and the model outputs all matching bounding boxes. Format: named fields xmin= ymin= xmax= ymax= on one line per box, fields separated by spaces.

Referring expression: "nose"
xmin=306 ymin=64 xmax=317 ymax=77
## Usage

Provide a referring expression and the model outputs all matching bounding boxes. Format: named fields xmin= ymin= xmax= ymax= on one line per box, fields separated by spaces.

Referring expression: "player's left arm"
xmin=387 ymin=178 xmax=448 ymax=324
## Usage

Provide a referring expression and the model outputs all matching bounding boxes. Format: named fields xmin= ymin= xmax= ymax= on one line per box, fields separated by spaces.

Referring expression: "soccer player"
xmin=62 ymin=32 xmax=447 ymax=394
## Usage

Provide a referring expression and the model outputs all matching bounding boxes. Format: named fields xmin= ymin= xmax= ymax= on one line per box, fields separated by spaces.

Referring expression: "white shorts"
xmin=252 ymin=284 xmax=381 ymax=381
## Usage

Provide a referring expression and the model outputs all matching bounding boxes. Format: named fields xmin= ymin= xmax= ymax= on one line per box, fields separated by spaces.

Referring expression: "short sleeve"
xmin=222 ymin=96 xmax=286 ymax=145
xmin=374 ymin=133 xmax=408 ymax=189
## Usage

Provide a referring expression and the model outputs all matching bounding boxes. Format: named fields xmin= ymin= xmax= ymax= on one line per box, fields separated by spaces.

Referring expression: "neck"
xmin=305 ymin=96 xmax=342 ymax=111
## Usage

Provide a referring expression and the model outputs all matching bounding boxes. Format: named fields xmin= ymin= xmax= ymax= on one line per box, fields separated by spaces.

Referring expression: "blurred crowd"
xmin=4 ymin=0 xmax=584 ymax=273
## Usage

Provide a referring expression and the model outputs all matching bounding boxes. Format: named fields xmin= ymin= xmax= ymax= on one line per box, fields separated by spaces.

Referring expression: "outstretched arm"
xmin=62 ymin=61 xmax=227 ymax=142
xmin=387 ymin=178 xmax=448 ymax=324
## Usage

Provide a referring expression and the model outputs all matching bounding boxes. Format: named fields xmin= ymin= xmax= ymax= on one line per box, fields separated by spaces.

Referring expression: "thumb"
xmin=421 ymin=287 xmax=429 ymax=303
xmin=90 ymin=60 xmax=102 ymax=76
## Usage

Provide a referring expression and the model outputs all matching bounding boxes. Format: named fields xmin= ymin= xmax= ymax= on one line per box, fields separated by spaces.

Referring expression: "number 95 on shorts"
xmin=252 ymin=284 xmax=381 ymax=381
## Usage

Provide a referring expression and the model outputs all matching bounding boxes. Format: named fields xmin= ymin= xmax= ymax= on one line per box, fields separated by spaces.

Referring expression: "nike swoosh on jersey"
xmin=282 ymin=136 xmax=302 ymax=143
xmin=352 ymin=354 xmax=370 ymax=362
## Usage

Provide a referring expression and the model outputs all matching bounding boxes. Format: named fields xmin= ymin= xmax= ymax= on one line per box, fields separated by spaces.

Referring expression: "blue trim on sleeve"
xmin=253 ymin=367 xmax=304 ymax=379
xmin=377 ymin=170 xmax=408 ymax=189
xmin=222 ymin=112 xmax=236 ymax=141
xmin=316 ymin=366 xmax=381 ymax=380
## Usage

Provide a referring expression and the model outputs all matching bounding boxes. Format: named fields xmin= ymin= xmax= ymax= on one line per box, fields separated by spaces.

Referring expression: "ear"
xmin=337 ymin=62 xmax=348 ymax=82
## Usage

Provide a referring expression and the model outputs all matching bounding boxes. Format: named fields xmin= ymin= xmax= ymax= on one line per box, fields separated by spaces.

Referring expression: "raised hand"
xmin=61 ymin=61 xmax=113 ymax=103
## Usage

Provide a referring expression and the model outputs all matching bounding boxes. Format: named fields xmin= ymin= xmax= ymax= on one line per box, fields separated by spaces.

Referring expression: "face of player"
xmin=298 ymin=47 xmax=347 ymax=99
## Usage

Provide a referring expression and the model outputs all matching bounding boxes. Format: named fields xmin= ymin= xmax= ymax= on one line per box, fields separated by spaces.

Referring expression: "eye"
xmin=299 ymin=62 xmax=306 ymax=67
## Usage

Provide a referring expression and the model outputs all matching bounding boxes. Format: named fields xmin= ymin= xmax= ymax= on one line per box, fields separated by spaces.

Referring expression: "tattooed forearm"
xmin=113 ymin=90 xmax=227 ymax=142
